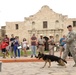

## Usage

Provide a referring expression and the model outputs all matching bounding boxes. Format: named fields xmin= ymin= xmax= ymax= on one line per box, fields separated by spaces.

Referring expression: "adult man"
xmin=31 ymin=33 xmax=37 ymax=58
xmin=48 ymin=34 xmax=55 ymax=55
xmin=38 ymin=34 xmax=45 ymax=54
xmin=59 ymin=35 xmax=66 ymax=57
xmin=62 ymin=25 xmax=76 ymax=67
xmin=10 ymin=34 xmax=15 ymax=58
xmin=4 ymin=35 xmax=10 ymax=57
xmin=4 ymin=35 xmax=9 ymax=45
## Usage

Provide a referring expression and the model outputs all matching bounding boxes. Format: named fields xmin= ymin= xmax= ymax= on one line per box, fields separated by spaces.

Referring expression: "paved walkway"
xmin=0 ymin=52 xmax=76 ymax=75
xmin=0 ymin=61 xmax=76 ymax=75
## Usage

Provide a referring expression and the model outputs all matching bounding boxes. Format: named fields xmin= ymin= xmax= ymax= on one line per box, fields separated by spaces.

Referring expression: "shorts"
xmin=60 ymin=46 xmax=64 ymax=51
xmin=2 ymin=48 xmax=6 ymax=53
xmin=23 ymin=45 xmax=27 ymax=49
xmin=6 ymin=46 xmax=10 ymax=50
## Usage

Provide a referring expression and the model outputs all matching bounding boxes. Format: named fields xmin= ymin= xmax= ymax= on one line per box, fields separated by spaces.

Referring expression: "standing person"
xmin=31 ymin=33 xmax=37 ymax=58
xmin=59 ymin=35 xmax=66 ymax=57
xmin=1 ymin=39 xmax=8 ymax=58
xmin=13 ymin=36 xmax=20 ymax=58
xmin=62 ymin=25 xmax=76 ymax=67
xmin=22 ymin=38 xmax=28 ymax=57
xmin=38 ymin=34 xmax=45 ymax=54
xmin=4 ymin=35 xmax=9 ymax=45
xmin=10 ymin=34 xmax=15 ymax=58
xmin=4 ymin=35 xmax=10 ymax=57
xmin=48 ymin=34 xmax=55 ymax=55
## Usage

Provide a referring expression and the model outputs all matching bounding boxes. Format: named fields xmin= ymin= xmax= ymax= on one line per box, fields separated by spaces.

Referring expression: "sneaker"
xmin=35 ymin=55 xmax=37 ymax=58
xmin=11 ymin=56 xmax=13 ymax=58
xmin=73 ymin=64 xmax=76 ymax=67
xmin=31 ymin=55 xmax=33 ymax=58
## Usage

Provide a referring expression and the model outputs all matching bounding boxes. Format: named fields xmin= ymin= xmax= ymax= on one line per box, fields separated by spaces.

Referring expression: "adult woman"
xmin=22 ymin=38 xmax=27 ymax=57
xmin=13 ymin=36 xmax=20 ymax=58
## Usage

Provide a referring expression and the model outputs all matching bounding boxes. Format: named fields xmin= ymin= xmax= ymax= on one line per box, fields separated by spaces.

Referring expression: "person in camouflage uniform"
xmin=62 ymin=25 xmax=76 ymax=67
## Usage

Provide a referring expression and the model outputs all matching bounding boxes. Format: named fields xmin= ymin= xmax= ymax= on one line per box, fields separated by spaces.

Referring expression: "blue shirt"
xmin=14 ymin=40 xmax=19 ymax=46
xmin=60 ymin=38 xmax=66 ymax=46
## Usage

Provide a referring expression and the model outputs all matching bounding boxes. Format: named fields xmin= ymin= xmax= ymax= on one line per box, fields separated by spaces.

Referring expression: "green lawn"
xmin=20 ymin=50 xmax=49 ymax=56
xmin=0 ymin=50 xmax=49 ymax=57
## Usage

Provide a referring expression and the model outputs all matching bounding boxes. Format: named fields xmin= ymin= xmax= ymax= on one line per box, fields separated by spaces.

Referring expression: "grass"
xmin=0 ymin=50 xmax=49 ymax=57
xmin=20 ymin=50 xmax=49 ymax=56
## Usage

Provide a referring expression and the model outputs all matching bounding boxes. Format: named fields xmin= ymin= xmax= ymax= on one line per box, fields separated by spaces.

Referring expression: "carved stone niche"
xmin=55 ymin=33 xmax=59 ymax=37
xmin=55 ymin=20 xmax=59 ymax=23
xmin=32 ymin=21 xmax=35 ymax=25
xmin=32 ymin=28 xmax=36 ymax=31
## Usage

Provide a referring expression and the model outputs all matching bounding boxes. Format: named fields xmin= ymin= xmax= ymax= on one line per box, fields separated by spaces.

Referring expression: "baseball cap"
xmin=67 ymin=25 xmax=72 ymax=28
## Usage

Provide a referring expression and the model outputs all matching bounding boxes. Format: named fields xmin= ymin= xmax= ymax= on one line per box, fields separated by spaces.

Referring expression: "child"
xmin=1 ymin=39 xmax=8 ymax=58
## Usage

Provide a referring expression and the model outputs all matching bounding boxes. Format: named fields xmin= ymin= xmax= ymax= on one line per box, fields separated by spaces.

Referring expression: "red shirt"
xmin=4 ymin=37 xmax=9 ymax=45
xmin=31 ymin=36 xmax=37 ymax=46
xmin=0 ymin=44 xmax=1 ymax=50
xmin=1 ymin=42 xmax=8 ymax=49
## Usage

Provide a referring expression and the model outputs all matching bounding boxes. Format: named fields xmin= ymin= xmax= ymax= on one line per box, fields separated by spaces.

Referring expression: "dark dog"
xmin=37 ymin=52 xmax=67 ymax=68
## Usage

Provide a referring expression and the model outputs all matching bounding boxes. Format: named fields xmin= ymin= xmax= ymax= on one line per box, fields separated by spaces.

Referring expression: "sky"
xmin=0 ymin=0 xmax=76 ymax=28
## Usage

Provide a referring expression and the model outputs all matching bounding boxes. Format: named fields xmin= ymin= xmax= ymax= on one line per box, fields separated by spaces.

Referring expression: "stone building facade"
xmin=6 ymin=5 xmax=76 ymax=43
xmin=0 ymin=26 xmax=6 ymax=39
xmin=0 ymin=29 xmax=1 ymax=39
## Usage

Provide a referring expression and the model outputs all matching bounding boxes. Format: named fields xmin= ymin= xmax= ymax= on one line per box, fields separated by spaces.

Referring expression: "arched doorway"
xmin=55 ymin=34 xmax=59 ymax=42
xmin=43 ymin=36 xmax=49 ymax=51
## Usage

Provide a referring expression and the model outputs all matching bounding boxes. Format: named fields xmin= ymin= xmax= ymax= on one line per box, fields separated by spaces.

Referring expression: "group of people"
xmin=0 ymin=32 xmax=56 ymax=58
xmin=0 ymin=34 xmax=28 ymax=58
xmin=30 ymin=33 xmax=55 ymax=58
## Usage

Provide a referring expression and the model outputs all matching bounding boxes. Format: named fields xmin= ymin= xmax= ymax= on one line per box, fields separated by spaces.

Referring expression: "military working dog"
xmin=37 ymin=52 xmax=67 ymax=68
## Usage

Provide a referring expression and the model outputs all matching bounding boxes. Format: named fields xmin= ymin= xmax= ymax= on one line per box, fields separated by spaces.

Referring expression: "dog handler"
xmin=62 ymin=25 xmax=76 ymax=67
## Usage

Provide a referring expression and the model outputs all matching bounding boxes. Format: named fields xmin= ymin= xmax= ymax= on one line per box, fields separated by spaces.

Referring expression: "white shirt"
xmin=22 ymin=41 xmax=27 ymax=48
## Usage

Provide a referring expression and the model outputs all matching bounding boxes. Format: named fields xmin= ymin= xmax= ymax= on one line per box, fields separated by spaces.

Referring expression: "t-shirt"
xmin=4 ymin=37 xmax=9 ymax=45
xmin=1 ymin=42 xmax=8 ymax=49
xmin=10 ymin=38 xmax=15 ymax=47
xmin=22 ymin=41 xmax=27 ymax=48
xmin=60 ymin=38 xmax=66 ymax=46
xmin=31 ymin=36 xmax=37 ymax=46
xmin=14 ymin=40 xmax=19 ymax=46
xmin=10 ymin=38 xmax=15 ymax=41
